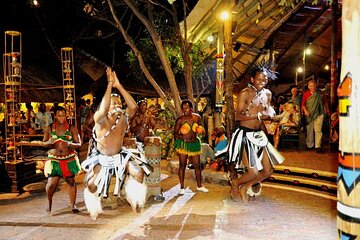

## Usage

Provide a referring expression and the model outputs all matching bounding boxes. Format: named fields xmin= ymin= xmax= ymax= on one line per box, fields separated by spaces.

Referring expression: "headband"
xmin=137 ymin=98 xmax=147 ymax=106
xmin=111 ymin=93 xmax=121 ymax=98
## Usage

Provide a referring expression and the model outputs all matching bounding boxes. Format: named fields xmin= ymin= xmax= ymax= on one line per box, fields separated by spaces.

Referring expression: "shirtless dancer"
xmin=130 ymin=99 xmax=156 ymax=142
xmin=81 ymin=67 xmax=151 ymax=220
xmin=228 ymin=63 xmax=284 ymax=203
xmin=43 ymin=106 xmax=82 ymax=214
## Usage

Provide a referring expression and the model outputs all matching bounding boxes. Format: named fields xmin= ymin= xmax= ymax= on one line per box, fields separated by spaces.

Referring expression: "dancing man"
xmin=228 ymin=62 xmax=284 ymax=203
xmin=174 ymin=100 xmax=209 ymax=195
xmin=81 ymin=67 xmax=151 ymax=220
xmin=43 ymin=106 xmax=82 ymax=214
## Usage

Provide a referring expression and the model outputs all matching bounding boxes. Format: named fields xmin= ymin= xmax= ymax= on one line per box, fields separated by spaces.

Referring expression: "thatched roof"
xmin=0 ymin=65 xmax=63 ymax=103
xmin=183 ymin=0 xmax=341 ymax=92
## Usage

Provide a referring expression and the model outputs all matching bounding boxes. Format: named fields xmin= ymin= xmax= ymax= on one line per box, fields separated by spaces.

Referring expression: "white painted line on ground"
xmin=160 ymin=173 xmax=169 ymax=180
xmin=172 ymin=204 xmax=194 ymax=240
xmin=110 ymin=183 xmax=181 ymax=240
xmin=213 ymin=199 xmax=229 ymax=239
xmin=165 ymin=187 xmax=195 ymax=220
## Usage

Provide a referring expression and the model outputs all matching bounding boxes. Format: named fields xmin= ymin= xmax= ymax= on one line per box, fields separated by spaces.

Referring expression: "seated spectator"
xmin=276 ymin=95 xmax=286 ymax=114
xmin=273 ymin=102 xmax=301 ymax=149
xmin=192 ymin=142 xmax=226 ymax=172
xmin=190 ymin=126 xmax=228 ymax=172
xmin=214 ymin=126 xmax=228 ymax=152
xmin=211 ymin=126 xmax=229 ymax=171
xmin=199 ymin=143 xmax=216 ymax=168
xmin=287 ymin=87 xmax=302 ymax=110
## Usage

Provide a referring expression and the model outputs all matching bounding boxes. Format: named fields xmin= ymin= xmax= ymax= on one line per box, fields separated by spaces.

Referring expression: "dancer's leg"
xmin=45 ymin=176 xmax=60 ymax=213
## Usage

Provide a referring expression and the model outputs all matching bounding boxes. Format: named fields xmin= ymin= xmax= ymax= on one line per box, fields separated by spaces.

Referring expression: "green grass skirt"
xmin=174 ymin=138 xmax=201 ymax=156
xmin=44 ymin=154 xmax=81 ymax=178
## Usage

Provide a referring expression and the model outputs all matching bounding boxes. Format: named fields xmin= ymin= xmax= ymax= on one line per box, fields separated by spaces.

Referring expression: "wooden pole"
xmin=337 ymin=0 xmax=360 ymax=237
xmin=330 ymin=0 xmax=339 ymax=112
xmin=223 ymin=6 xmax=235 ymax=133
xmin=215 ymin=25 xmax=224 ymax=108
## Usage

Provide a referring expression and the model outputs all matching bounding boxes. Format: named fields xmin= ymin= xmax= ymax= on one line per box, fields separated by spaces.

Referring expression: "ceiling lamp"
xmin=220 ymin=11 xmax=230 ymax=21
xmin=207 ymin=35 xmax=214 ymax=42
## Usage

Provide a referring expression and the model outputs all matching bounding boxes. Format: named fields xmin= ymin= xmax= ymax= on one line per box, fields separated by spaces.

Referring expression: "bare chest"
xmin=244 ymin=92 xmax=269 ymax=115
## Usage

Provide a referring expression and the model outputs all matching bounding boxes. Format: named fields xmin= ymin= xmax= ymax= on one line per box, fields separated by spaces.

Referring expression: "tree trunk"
xmin=122 ymin=0 xmax=182 ymax=117
xmin=184 ymin=45 xmax=194 ymax=103
xmin=106 ymin=0 xmax=177 ymax=117
xmin=172 ymin=1 xmax=195 ymax=104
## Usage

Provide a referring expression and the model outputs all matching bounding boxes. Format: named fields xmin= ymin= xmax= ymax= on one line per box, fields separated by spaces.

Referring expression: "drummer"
xmin=129 ymin=99 xmax=164 ymax=202
xmin=129 ymin=99 xmax=156 ymax=143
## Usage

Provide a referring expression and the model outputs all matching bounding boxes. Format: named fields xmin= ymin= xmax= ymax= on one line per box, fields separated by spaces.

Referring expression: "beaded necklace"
xmin=244 ymin=84 xmax=268 ymax=116
xmin=92 ymin=108 xmax=124 ymax=142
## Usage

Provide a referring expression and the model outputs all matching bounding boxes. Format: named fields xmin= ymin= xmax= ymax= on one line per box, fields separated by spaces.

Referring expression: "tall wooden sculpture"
xmin=3 ymin=31 xmax=22 ymax=162
xmin=61 ymin=47 xmax=77 ymax=127
xmin=337 ymin=0 xmax=360 ymax=238
xmin=2 ymin=31 xmax=37 ymax=193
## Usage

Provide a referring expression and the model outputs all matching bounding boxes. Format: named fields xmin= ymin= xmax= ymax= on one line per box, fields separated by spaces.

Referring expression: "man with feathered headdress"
xmin=227 ymin=61 xmax=285 ymax=203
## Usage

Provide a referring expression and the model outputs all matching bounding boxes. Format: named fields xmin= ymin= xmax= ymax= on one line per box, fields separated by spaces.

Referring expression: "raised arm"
xmin=94 ymin=67 xmax=114 ymax=123
xmin=112 ymin=71 xmax=137 ymax=118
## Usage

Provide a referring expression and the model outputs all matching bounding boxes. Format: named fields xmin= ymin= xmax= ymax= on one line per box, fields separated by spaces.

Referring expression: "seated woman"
xmin=273 ymin=102 xmax=301 ymax=149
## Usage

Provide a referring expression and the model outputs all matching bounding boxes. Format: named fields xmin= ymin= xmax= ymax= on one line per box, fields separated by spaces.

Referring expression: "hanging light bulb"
xmin=207 ymin=35 xmax=214 ymax=42
xmin=220 ymin=11 xmax=230 ymax=21
xmin=32 ymin=0 xmax=39 ymax=7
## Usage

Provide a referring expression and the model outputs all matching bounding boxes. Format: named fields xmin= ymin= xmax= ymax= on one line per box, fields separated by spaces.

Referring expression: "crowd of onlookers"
xmin=0 ymin=79 xmax=340 ymax=166
xmin=266 ymin=81 xmax=339 ymax=153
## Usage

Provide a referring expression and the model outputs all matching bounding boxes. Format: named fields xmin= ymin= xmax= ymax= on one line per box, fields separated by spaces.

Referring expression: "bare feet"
xmin=230 ymin=188 xmax=241 ymax=202
xmin=45 ymin=202 xmax=52 ymax=213
xmin=240 ymin=185 xmax=249 ymax=204
xmin=45 ymin=206 xmax=51 ymax=213
xmin=72 ymin=207 xmax=80 ymax=214
xmin=229 ymin=178 xmax=241 ymax=201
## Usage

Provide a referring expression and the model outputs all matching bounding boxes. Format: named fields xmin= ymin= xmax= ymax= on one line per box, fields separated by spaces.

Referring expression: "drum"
xmin=123 ymin=137 xmax=137 ymax=149
xmin=144 ymin=136 xmax=162 ymax=199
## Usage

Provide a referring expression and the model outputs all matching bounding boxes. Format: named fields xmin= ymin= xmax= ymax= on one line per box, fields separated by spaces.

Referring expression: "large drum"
xmin=144 ymin=136 xmax=162 ymax=199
